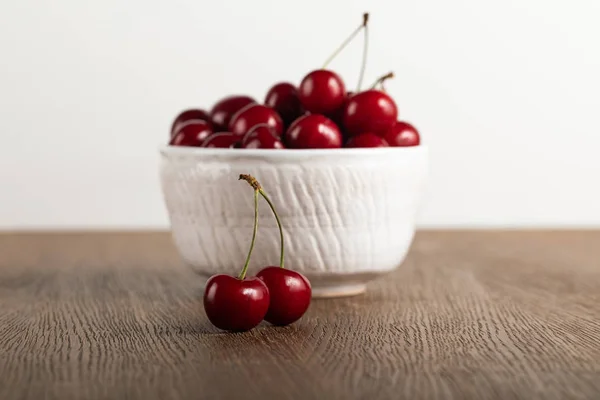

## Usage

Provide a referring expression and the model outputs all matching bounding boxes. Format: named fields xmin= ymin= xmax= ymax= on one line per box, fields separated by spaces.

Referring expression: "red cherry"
xmin=242 ymin=125 xmax=285 ymax=149
xmin=209 ymin=96 xmax=256 ymax=131
xmin=384 ymin=121 xmax=421 ymax=147
xmin=171 ymin=109 xmax=211 ymax=136
xmin=284 ymin=114 xmax=342 ymax=149
xmin=265 ymin=82 xmax=303 ymax=126
xmin=345 ymin=132 xmax=388 ymax=148
xmin=202 ymin=132 xmax=240 ymax=148
xmin=203 ymin=275 xmax=270 ymax=331
xmin=229 ymin=104 xmax=284 ymax=138
xmin=256 ymin=267 xmax=311 ymax=326
xmin=169 ymin=120 xmax=213 ymax=146
xmin=298 ymin=70 xmax=346 ymax=115
xmin=343 ymin=90 xmax=398 ymax=137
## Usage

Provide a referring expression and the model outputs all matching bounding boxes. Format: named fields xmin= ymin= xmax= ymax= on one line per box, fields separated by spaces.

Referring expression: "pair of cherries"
xmin=169 ymin=12 xmax=421 ymax=150
xmin=203 ymin=174 xmax=311 ymax=332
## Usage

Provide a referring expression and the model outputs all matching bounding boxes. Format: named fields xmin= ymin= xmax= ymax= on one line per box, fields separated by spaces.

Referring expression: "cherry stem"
xmin=322 ymin=12 xmax=369 ymax=69
xmin=370 ymin=71 xmax=394 ymax=91
xmin=238 ymin=187 xmax=259 ymax=280
xmin=258 ymin=189 xmax=285 ymax=269
xmin=239 ymin=174 xmax=285 ymax=269
xmin=356 ymin=13 xmax=369 ymax=92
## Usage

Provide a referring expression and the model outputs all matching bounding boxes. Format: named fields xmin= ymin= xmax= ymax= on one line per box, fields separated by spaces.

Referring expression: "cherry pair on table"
xmin=203 ymin=174 xmax=312 ymax=332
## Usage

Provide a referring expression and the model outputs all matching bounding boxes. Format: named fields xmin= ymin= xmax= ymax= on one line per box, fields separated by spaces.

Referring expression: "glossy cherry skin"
xmin=169 ymin=120 xmax=213 ymax=146
xmin=256 ymin=267 xmax=311 ymax=326
xmin=343 ymin=90 xmax=398 ymax=137
xmin=383 ymin=121 xmax=421 ymax=147
xmin=203 ymin=275 xmax=270 ymax=332
xmin=171 ymin=109 xmax=211 ymax=136
xmin=202 ymin=132 xmax=240 ymax=148
xmin=209 ymin=96 xmax=256 ymax=131
xmin=284 ymin=114 xmax=342 ymax=149
xmin=345 ymin=132 xmax=388 ymax=148
xmin=298 ymin=70 xmax=346 ymax=115
xmin=265 ymin=82 xmax=303 ymax=126
xmin=242 ymin=125 xmax=285 ymax=149
xmin=229 ymin=104 xmax=284 ymax=138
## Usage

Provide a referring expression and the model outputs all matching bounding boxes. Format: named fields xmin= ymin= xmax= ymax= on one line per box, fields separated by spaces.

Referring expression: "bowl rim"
xmin=159 ymin=144 xmax=428 ymax=159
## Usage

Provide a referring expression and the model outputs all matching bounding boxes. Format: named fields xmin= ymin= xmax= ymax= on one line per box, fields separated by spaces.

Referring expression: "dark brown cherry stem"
xmin=237 ymin=180 xmax=259 ymax=280
xmin=322 ymin=12 xmax=369 ymax=69
xmin=239 ymin=174 xmax=285 ymax=269
xmin=370 ymin=71 xmax=395 ymax=91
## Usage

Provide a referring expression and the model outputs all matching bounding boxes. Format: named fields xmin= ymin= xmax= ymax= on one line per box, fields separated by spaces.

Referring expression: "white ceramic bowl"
xmin=159 ymin=146 xmax=429 ymax=298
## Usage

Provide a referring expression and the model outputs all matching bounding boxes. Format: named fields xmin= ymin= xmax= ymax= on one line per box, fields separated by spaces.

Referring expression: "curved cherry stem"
xmin=370 ymin=71 xmax=394 ymax=91
xmin=238 ymin=187 xmax=259 ymax=280
xmin=323 ymin=12 xmax=369 ymax=69
xmin=239 ymin=174 xmax=285 ymax=269
xmin=356 ymin=13 xmax=369 ymax=92
xmin=258 ymin=189 xmax=285 ymax=269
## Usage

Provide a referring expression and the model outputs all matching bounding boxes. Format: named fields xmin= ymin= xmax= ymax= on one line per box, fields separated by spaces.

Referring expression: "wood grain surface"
xmin=0 ymin=231 xmax=599 ymax=400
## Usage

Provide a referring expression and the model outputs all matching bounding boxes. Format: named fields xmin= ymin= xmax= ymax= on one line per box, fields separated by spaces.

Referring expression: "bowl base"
xmin=193 ymin=268 xmax=387 ymax=299
xmin=304 ymin=271 xmax=384 ymax=298
xmin=310 ymin=283 xmax=366 ymax=298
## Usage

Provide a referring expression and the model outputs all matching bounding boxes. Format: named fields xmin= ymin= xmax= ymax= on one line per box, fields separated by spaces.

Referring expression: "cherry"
xmin=209 ymin=96 xmax=256 ymax=131
xmin=256 ymin=267 xmax=311 ymax=326
xmin=298 ymin=70 xmax=346 ymax=115
xmin=203 ymin=275 xmax=270 ymax=332
xmin=345 ymin=132 xmax=388 ymax=148
xmin=264 ymin=82 xmax=303 ymax=126
xmin=383 ymin=121 xmax=421 ymax=147
xmin=343 ymin=89 xmax=398 ymax=137
xmin=202 ymin=132 xmax=240 ymax=148
xmin=171 ymin=109 xmax=211 ymax=136
xmin=284 ymin=114 xmax=342 ymax=149
xmin=242 ymin=125 xmax=285 ymax=149
xmin=169 ymin=120 xmax=213 ymax=147
xmin=239 ymin=174 xmax=311 ymax=326
xmin=229 ymin=104 xmax=284 ymax=137
xmin=203 ymin=183 xmax=269 ymax=331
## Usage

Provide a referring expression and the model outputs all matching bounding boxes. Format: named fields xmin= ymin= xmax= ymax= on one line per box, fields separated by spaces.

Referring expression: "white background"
xmin=1 ymin=0 xmax=599 ymax=230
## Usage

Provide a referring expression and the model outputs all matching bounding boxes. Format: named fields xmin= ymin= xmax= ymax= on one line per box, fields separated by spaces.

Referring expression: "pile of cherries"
xmin=203 ymin=174 xmax=311 ymax=332
xmin=169 ymin=13 xmax=420 ymax=150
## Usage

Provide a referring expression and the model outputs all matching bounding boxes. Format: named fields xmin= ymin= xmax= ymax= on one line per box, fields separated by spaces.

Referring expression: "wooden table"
xmin=1 ymin=231 xmax=599 ymax=400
